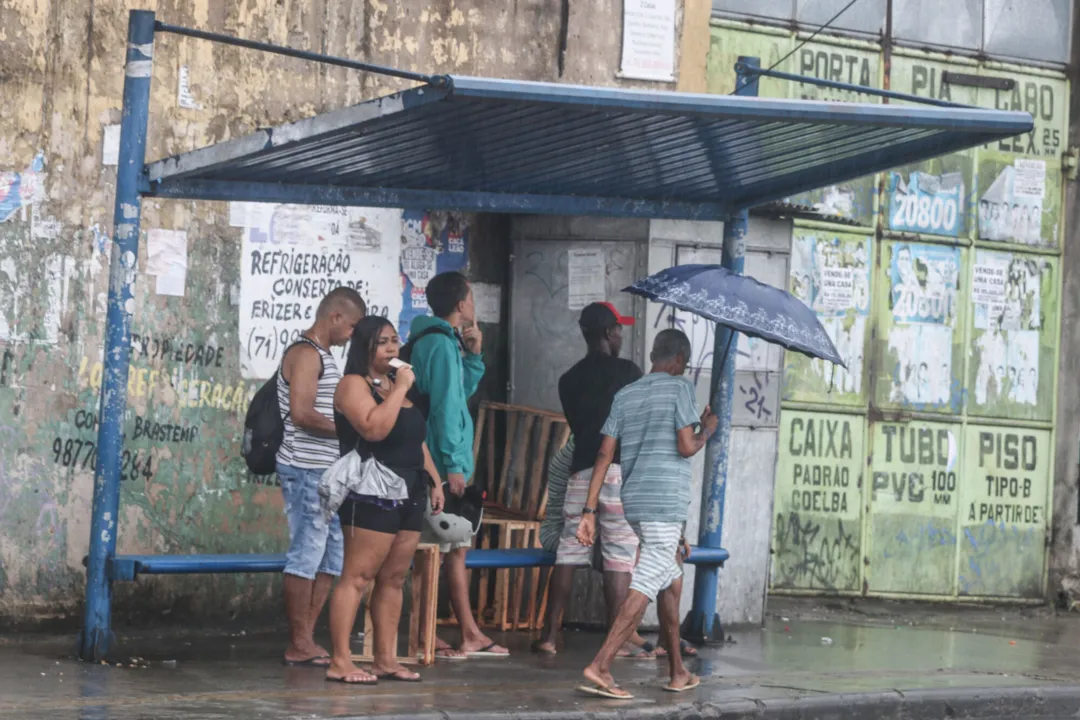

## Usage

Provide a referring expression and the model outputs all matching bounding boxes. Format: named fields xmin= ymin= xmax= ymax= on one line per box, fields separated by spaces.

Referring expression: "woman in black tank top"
xmin=325 ymin=317 xmax=446 ymax=685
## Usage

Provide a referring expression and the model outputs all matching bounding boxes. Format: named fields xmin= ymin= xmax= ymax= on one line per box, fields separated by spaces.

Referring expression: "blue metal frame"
xmin=108 ymin=547 xmax=730 ymax=582
xmin=683 ymin=57 xmax=759 ymax=646
xmin=145 ymin=179 xmax=731 ymax=221
xmin=80 ymin=9 xmax=156 ymax=662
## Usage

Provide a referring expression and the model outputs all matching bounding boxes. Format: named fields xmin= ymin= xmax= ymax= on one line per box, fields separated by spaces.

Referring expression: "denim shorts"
xmin=277 ymin=463 xmax=344 ymax=579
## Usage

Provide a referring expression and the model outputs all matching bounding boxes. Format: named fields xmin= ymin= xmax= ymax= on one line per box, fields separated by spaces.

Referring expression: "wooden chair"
xmin=354 ymin=543 xmax=440 ymax=666
xmin=470 ymin=402 xmax=569 ymax=631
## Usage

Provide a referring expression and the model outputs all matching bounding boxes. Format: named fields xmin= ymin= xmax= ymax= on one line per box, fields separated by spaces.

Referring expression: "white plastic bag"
xmin=318 ymin=451 xmax=409 ymax=520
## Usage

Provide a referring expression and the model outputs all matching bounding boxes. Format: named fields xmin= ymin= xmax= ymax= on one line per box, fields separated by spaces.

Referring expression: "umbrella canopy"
xmin=624 ymin=264 xmax=845 ymax=367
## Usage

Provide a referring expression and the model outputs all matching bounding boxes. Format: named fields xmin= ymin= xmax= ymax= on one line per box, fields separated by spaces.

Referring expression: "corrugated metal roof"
xmin=145 ymin=75 xmax=1033 ymax=220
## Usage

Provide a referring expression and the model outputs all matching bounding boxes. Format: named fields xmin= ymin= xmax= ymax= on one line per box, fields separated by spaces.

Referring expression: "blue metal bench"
xmin=109 ymin=547 xmax=728 ymax=582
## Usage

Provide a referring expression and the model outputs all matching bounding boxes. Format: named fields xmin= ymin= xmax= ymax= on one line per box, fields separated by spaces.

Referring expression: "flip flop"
xmin=374 ymin=670 xmax=422 ymax=683
xmin=466 ymin=643 xmax=509 ymax=658
xmin=283 ymin=655 xmax=331 ymax=667
xmin=531 ymin=641 xmax=557 ymax=656
xmin=577 ymin=683 xmax=634 ymax=700
xmin=650 ymin=639 xmax=699 ymax=658
xmin=326 ymin=672 xmax=377 ymax=685
xmin=662 ymin=675 xmax=701 ymax=693
xmin=615 ymin=645 xmax=655 ymax=660
xmin=435 ymin=647 xmax=468 ymax=661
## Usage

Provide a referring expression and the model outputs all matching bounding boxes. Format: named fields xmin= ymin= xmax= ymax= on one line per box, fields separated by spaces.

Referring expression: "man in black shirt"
xmin=534 ymin=302 xmax=651 ymax=656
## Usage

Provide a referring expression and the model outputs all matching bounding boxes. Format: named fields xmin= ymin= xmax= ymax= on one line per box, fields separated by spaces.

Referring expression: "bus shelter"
xmin=80 ymin=9 xmax=1033 ymax=661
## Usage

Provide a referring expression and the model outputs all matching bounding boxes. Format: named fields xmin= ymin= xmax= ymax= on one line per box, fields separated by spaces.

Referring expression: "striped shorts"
xmin=628 ymin=522 xmax=684 ymax=601
xmin=556 ymin=465 xmax=639 ymax=573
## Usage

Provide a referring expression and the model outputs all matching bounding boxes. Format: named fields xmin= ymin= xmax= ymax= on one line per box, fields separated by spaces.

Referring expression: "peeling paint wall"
xmin=0 ymin=0 xmax=685 ymax=624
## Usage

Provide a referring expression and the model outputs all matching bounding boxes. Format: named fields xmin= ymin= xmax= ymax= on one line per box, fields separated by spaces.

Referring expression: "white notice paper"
xmin=819 ymin=267 xmax=854 ymax=310
xmin=156 ymin=270 xmax=187 ymax=297
xmin=472 ymin=282 xmax=502 ymax=324
xmin=102 ymin=124 xmax=120 ymax=166
xmin=971 ymin=258 xmax=1007 ymax=304
xmin=619 ymin=0 xmax=677 ymax=82
xmin=1013 ymin=159 xmax=1046 ymax=200
xmin=567 ymin=248 xmax=606 ymax=310
xmin=146 ymin=229 xmax=189 ymax=297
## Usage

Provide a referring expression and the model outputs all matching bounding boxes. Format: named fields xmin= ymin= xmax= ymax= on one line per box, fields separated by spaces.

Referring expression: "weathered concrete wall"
xmin=0 ymin=0 xmax=689 ymax=625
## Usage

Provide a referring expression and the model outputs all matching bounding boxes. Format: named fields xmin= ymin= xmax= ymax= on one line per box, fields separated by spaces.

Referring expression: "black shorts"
xmin=338 ymin=495 xmax=425 ymax=535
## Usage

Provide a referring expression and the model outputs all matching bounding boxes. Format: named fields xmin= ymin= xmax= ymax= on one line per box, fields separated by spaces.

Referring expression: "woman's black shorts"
xmin=338 ymin=495 xmax=425 ymax=534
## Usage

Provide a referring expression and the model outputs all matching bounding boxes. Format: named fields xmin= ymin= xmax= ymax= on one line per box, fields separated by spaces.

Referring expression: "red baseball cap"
xmin=579 ymin=302 xmax=635 ymax=331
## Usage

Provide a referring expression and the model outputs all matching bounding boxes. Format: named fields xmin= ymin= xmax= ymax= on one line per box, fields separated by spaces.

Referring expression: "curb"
xmin=359 ymin=684 xmax=1080 ymax=720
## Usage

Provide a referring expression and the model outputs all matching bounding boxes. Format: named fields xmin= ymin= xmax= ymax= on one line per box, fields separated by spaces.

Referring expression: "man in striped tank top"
xmin=277 ymin=287 xmax=366 ymax=667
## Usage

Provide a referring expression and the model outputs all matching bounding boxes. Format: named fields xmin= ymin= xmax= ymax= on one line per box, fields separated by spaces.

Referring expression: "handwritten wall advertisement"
xmin=235 ymin=203 xmax=402 ymax=379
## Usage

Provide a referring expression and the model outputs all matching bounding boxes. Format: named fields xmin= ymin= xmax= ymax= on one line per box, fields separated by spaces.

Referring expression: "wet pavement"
xmin=4 ymin=598 xmax=1080 ymax=719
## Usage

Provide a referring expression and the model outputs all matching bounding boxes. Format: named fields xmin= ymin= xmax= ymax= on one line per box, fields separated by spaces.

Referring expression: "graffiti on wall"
xmin=785 ymin=230 xmax=870 ymax=404
xmin=397 ymin=210 xmax=469 ymax=342
xmin=235 ymin=203 xmax=402 ymax=379
xmin=772 ymin=411 xmax=863 ymax=591
xmin=867 ymin=421 xmax=959 ymax=594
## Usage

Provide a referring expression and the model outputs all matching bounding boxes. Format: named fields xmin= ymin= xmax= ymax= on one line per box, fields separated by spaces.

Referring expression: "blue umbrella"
xmin=624 ymin=264 xmax=845 ymax=368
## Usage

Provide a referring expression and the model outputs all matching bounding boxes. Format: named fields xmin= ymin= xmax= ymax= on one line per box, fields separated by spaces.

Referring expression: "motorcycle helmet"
xmin=424 ymin=484 xmax=485 ymax=544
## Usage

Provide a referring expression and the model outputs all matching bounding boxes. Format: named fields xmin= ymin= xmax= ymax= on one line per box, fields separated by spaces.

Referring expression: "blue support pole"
xmin=682 ymin=57 xmax=760 ymax=646
xmin=79 ymin=9 xmax=155 ymax=662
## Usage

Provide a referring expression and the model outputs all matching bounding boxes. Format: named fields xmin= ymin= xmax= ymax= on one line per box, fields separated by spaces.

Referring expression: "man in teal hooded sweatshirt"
xmin=410 ymin=271 xmax=509 ymax=658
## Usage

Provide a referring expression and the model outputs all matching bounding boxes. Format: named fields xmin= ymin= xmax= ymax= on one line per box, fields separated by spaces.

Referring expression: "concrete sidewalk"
xmin=4 ymin=599 xmax=1080 ymax=719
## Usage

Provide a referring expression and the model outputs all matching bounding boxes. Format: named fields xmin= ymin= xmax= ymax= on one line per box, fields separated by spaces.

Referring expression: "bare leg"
xmin=446 ymin=547 xmax=508 ymax=654
xmin=582 ymin=590 xmax=649 ymax=696
xmin=370 ymin=530 xmax=423 ymax=679
xmin=309 ymin=572 xmax=333 ymax=633
xmin=658 ymin=580 xmax=693 ymax=689
xmin=602 ymin=570 xmax=650 ymax=656
xmin=537 ymin=565 xmax=576 ymax=651
xmin=284 ymin=574 xmax=330 ymax=663
xmin=326 ymin=526 xmax=395 ymax=683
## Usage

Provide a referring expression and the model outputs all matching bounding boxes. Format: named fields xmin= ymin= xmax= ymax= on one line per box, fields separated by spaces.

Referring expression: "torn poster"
xmin=0 ymin=152 xmax=44 ymax=223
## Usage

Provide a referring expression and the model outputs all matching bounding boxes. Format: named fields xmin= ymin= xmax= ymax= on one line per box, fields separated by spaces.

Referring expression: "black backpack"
xmin=242 ymin=340 xmax=324 ymax=475
xmin=398 ymin=325 xmax=465 ymax=419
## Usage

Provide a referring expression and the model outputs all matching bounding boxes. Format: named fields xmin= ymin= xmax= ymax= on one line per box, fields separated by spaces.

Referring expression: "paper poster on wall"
xmin=102 ymin=124 xmax=121 ymax=166
xmin=567 ymin=248 xmax=606 ymax=310
xmin=0 ymin=152 xmax=43 ymax=223
xmin=619 ymin=0 xmax=676 ymax=82
xmin=472 ymin=282 xmax=502 ymax=324
xmin=397 ymin=210 xmax=470 ymax=341
xmin=978 ymin=162 xmax=1044 ymax=245
xmin=239 ymin=205 xmax=402 ymax=379
xmin=786 ymin=231 xmax=871 ymax=404
xmin=146 ymin=229 xmax=188 ymax=297
xmin=887 ymin=171 xmax=963 ymax=238
xmin=884 ymin=243 xmax=960 ymax=409
xmin=819 ymin=267 xmax=854 ymax=310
